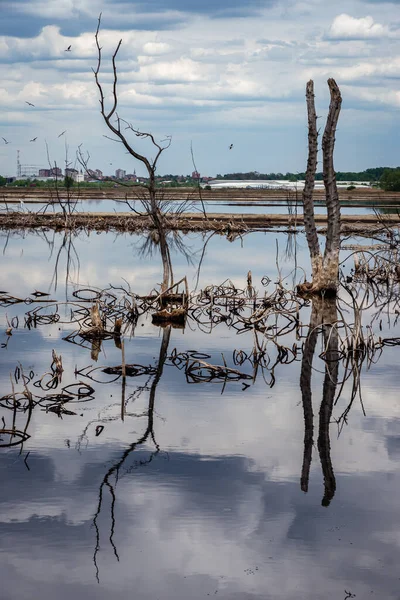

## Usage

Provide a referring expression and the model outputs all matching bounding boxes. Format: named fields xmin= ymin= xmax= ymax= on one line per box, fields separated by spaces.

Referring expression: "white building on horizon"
xmin=206 ymin=179 xmax=372 ymax=190
xmin=65 ymin=168 xmax=84 ymax=183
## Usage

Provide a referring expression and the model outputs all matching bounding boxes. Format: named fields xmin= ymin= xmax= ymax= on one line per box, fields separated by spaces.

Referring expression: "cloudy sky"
xmin=0 ymin=0 xmax=399 ymax=178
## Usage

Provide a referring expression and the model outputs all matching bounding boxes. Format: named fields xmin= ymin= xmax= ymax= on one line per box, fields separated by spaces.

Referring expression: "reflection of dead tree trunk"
xmin=300 ymin=79 xmax=342 ymax=296
xmin=300 ymin=297 xmax=338 ymax=506
xmin=300 ymin=308 xmax=318 ymax=493
xmin=48 ymin=230 xmax=81 ymax=293
xmin=319 ymin=304 xmax=338 ymax=506
xmin=92 ymin=324 xmax=171 ymax=581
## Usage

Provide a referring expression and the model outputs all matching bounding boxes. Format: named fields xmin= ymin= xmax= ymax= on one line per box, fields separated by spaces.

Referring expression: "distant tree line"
xmin=379 ymin=168 xmax=400 ymax=192
xmin=1 ymin=167 xmax=400 ymax=191
xmin=215 ymin=167 xmax=398 ymax=184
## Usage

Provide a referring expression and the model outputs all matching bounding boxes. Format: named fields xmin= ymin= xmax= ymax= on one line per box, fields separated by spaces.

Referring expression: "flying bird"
xmin=58 ymin=130 xmax=66 ymax=138
xmin=65 ymin=45 xmax=72 ymax=52
xmin=2 ymin=137 xmax=9 ymax=144
xmin=229 ymin=144 xmax=234 ymax=150
xmin=25 ymin=101 xmax=35 ymax=107
xmin=30 ymin=137 xmax=37 ymax=142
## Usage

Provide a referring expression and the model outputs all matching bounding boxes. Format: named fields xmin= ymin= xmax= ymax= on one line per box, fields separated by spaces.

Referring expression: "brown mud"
xmin=0 ymin=210 xmax=399 ymax=234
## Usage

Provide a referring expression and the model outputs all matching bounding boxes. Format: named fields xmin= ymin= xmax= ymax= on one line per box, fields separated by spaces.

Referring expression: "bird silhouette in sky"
xmin=58 ymin=130 xmax=66 ymax=137
xmin=30 ymin=137 xmax=37 ymax=142
xmin=229 ymin=144 xmax=234 ymax=150
xmin=65 ymin=45 xmax=72 ymax=52
xmin=25 ymin=101 xmax=35 ymax=107
xmin=2 ymin=137 xmax=10 ymax=144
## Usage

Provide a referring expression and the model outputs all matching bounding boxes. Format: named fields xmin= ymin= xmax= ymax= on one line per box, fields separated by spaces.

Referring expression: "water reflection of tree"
xmin=137 ymin=227 xmax=195 ymax=272
xmin=40 ymin=228 xmax=81 ymax=293
xmin=92 ymin=325 xmax=171 ymax=582
xmin=300 ymin=297 xmax=338 ymax=506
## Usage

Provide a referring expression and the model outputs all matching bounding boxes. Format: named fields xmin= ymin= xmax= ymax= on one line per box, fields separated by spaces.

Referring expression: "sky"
xmin=0 ymin=0 xmax=399 ymax=178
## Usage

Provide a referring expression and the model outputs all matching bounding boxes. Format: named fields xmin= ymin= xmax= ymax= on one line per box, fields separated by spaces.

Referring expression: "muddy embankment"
xmin=1 ymin=188 xmax=399 ymax=233
xmin=1 ymin=211 xmax=399 ymax=235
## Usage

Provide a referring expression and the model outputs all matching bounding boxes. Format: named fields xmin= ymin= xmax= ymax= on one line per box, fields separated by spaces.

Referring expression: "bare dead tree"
xmin=300 ymin=79 xmax=342 ymax=296
xmin=91 ymin=13 xmax=173 ymax=291
xmin=44 ymin=140 xmax=80 ymax=221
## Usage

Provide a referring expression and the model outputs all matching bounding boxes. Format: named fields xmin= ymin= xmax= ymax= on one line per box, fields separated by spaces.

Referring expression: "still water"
xmin=1 ymin=197 xmax=391 ymax=216
xmin=0 ymin=228 xmax=399 ymax=600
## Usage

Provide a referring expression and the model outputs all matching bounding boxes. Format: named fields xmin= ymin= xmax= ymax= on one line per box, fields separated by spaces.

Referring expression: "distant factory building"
xmin=38 ymin=167 xmax=62 ymax=178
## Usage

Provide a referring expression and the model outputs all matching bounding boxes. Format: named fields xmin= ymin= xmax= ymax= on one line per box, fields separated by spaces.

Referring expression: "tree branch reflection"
xmin=92 ymin=325 xmax=171 ymax=582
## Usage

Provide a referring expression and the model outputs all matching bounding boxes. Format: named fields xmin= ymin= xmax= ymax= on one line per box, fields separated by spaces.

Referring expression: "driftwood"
xmin=150 ymin=276 xmax=189 ymax=325
xmin=151 ymin=308 xmax=187 ymax=326
xmin=1 ymin=211 xmax=400 ymax=234
xmin=185 ymin=358 xmax=252 ymax=384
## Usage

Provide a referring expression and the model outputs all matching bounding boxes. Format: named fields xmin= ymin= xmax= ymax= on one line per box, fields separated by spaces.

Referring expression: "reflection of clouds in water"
xmin=1 ymin=296 xmax=399 ymax=483
xmin=0 ymin=230 xmax=308 ymax=298
xmin=0 ymin=450 xmax=399 ymax=599
xmin=1 ymin=230 xmax=400 ymax=598
xmin=3 ymin=348 xmax=400 ymax=492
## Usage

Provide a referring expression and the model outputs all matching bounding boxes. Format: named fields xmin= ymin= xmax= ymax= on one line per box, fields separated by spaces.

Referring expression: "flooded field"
xmin=1 ymin=226 xmax=400 ymax=599
xmin=2 ymin=195 xmax=400 ymax=217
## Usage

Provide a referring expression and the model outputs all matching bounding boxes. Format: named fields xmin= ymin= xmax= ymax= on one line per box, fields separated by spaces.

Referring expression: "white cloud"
xmin=303 ymin=56 xmax=400 ymax=88
xmin=142 ymin=41 xmax=172 ymax=55
xmin=135 ymin=57 xmax=212 ymax=83
xmin=328 ymin=14 xmax=390 ymax=40
xmin=343 ymin=84 xmax=400 ymax=108
xmin=0 ymin=25 xmax=97 ymax=60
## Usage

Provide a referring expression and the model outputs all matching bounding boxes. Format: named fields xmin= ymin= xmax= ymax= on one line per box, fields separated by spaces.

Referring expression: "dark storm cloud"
xmin=0 ymin=14 xmax=54 ymax=37
xmin=115 ymin=0 xmax=276 ymax=18
xmin=0 ymin=16 xmax=186 ymax=38
xmin=1 ymin=0 xmax=277 ymax=39
xmin=0 ymin=3 xmax=184 ymax=38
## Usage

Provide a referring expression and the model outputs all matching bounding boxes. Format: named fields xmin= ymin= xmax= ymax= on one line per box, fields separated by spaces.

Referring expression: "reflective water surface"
xmin=0 ymin=227 xmax=399 ymax=600
xmin=2 ymin=196 xmax=397 ymax=216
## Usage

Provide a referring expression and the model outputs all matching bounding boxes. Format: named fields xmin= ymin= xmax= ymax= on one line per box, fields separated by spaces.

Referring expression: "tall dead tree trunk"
xmin=300 ymin=79 xmax=342 ymax=296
